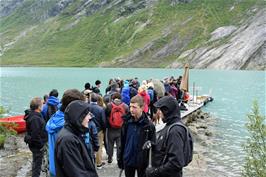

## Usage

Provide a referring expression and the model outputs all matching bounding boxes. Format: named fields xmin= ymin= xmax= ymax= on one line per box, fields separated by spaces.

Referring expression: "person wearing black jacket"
xmin=24 ymin=97 xmax=48 ymax=177
xmin=118 ymin=95 xmax=156 ymax=177
xmin=55 ymin=100 xmax=98 ymax=177
xmin=145 ymin=96 xmax=187 ymax=177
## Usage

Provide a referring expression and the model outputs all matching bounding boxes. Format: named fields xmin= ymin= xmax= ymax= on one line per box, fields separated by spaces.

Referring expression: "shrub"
xmin=0 ymin=106 xmax=16 ymax=148
xmin=242 ymin=100 xmax=266 ymax=177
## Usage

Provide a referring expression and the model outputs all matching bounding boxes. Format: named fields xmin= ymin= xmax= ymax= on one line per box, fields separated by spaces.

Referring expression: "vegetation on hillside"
xmin=242 ymin=101 xmax=266 ymax=177
xmin=0 ymin=0 xmax=264 ymax=67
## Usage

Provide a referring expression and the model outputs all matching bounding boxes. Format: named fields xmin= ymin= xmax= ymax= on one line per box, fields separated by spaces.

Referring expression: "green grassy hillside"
xmin=0 ymin=0 xmax=264 ymax=67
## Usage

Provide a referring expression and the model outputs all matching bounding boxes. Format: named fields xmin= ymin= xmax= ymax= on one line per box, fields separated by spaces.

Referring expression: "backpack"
xmin=109 ymin=102 xmax=125 ymax=128
xmin=164 ymin=122 xmax=193 ymax=166
xmin=45 ymin=103 xmax=58 ymax=122
xmin=147 ymin=89 xmax=154 ymax=102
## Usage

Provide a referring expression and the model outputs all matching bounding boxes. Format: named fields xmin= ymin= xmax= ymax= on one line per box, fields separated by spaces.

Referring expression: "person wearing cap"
xmin=118 ymin=95 xmax=155 ymax=177
xmin=145 ymin=96 xmax=188 ymax=177
xmin=55 ymin=100 xmax=98 ymax=177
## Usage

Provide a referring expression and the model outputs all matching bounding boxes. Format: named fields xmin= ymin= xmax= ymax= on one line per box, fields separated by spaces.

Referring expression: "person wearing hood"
xmin=118 ymin=95 xmax=155 ymax=177
xmin=46 ymin=89 xmax=85 ymax=177
xmin=145 ymin=96 xmax=189 ymax=177
xmin=55 ymin=100 xmax=98 ymax=177
xmin=121 ymin=80 xmax=131 ymax=106
xmin=41 ymin=89 xmax=60 ymax=122
xmin=24 ymin=97 xmax=48 ymax=177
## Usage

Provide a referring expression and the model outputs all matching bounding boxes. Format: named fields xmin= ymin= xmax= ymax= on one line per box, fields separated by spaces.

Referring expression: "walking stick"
xmin=118 ymin=169 xmax=123 ymax=177
xmin=148 ymin=147 xmax=152 ymax=167
xmin=143 ymin=140 xmax=152 ymax=167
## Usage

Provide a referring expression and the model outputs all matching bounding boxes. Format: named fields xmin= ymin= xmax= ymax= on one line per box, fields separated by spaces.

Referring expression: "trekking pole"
xmin=118 ymin=169 xmax=123 ymax=177
xmin=142 ymin=140 xmax=152 ymax=167
xmin=148 ymin=147 xmax=152 ymax=167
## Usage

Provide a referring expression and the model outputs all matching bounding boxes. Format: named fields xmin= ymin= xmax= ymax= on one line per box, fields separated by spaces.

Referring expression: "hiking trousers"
xmin=30 ymin=147 xmax=44 ymax=177
xmin=106 ymin=127 xmax=121 ymax=162
xmin=124 ymin=166 xmax=146 ymax=177
xmin=96 ymin=130 xmax=104 ymax=166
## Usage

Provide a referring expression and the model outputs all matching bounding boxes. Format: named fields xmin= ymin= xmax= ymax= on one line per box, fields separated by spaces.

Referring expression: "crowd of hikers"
xmin=24 ymin=76 xmax=193 ymax=177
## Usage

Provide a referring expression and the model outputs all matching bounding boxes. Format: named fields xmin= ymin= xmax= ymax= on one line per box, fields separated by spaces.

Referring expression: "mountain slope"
xmin=0 ymin=0 xmax=265 ymax=69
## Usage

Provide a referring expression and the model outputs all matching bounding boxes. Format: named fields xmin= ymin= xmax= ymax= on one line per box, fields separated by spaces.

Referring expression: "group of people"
xmin=24 ymin=77 xmax=193 ymax=177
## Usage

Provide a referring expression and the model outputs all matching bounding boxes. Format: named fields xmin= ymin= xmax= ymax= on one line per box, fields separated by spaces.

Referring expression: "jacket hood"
xmin=24 ymin=110 xmax=42 ymax=120
xmin=112 ymin=99 xmax=122 ymax=105
xmin=47 ymin=96 xmax=60 ymax=106
xmin=46 ymin=110 xmax=64 ymax=133
xmin=154 ymin=96 xmax=181 ymax=123
xmin=139 ymin=91 xmax=147 ymax=97
xmin=64 ymin=100 xmax=90 ymax=134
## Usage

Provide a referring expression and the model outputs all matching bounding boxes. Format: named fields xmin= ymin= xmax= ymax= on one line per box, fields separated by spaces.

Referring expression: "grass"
xmin=1 ymin=0 xmax=264 ymax=67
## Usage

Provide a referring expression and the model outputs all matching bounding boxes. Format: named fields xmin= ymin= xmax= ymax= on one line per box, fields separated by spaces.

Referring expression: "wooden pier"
xmin=156 ymin=95 xmax=213 ymax=132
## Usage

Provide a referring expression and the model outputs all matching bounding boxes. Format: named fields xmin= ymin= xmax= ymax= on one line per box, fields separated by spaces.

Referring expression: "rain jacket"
xmin=46 ymin=110 xmax=64 ymax=176
xmin=24 ymin=111 xmax=47 ymax=149
xmin=121 ymin=81 xmax=130 ymax=105
xmin=152 ymin=96 xmax=187 ymax=177
xmin=138 ymin=91 xmax=150 ymax=113
xmin=89 ymin=102 xmax=106 ymax=132
xmin=55 ymin=100 xmax=98 ymax=177
xmin=41 ymin=96 xmax=60 ymax=120
xmin=119 ymin=112 xmax=156 ymax=168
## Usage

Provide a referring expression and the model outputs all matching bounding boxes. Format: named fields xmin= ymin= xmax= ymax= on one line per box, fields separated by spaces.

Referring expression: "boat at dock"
xmin=0 ymin=115 xmax=26 ymax=133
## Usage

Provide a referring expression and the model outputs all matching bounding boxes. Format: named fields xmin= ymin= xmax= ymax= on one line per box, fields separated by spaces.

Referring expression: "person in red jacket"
xmin=138 ymin=85 xmax=150 ymax=114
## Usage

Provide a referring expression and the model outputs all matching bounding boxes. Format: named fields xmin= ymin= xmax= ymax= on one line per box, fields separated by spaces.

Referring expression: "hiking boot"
xmin=108 ymin=159 xmax=113 ymax=164
xmin=96 ymin=162 xmax=105 ymax=170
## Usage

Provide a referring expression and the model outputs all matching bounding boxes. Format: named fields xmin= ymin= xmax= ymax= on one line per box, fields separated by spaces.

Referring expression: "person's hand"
xmin=145 ymin=167 xmax=159 ymax=177
xmin=142 ymin=140 xmax=152 ymax=150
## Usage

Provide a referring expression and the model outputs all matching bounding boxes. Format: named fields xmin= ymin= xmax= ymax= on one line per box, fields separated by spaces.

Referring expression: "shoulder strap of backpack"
xmin=166 ymin=122 xmax=188 ymax=139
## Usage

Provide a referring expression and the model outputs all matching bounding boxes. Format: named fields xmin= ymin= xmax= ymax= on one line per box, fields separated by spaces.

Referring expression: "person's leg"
xmin=124 ymin=166 xmax=135 ymax=177
xmin=137 ymin=167 xmax=147 ymax=177
xmin=115 ymin=129 xmax=121 ymax=162
xmin=96 ymin=130 xmax=104 ymax=166
xmin=107 ymin=128 xmax=115 ymax=163
xmin=31 ymin=148 xmax=44 ymax=177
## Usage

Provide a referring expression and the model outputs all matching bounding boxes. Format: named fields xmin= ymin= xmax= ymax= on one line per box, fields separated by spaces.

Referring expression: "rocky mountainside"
xmin=0 ymin=0 xmax=265 ymax=70
xmin=169 ymin=8 xmax=266 ymax=70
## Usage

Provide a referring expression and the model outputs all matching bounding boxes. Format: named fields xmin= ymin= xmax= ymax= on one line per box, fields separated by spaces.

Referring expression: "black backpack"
xmin=163 ymin=122 xmax=193 ymax=166
xmin=45 ymin=103 xmax=57 ymax=122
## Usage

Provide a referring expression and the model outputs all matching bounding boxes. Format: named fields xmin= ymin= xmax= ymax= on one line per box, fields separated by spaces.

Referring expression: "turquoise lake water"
xmin=0 ymin=67 xmax=265 ymax=176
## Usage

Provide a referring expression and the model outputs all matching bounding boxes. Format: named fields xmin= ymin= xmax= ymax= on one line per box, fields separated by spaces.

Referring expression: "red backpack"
xmin=109 ymin=102 xmax=125 ymax=128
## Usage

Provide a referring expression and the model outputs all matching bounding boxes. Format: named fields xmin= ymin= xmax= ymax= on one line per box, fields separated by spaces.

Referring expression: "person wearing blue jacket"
xmin=118 ymin=95 xmax=156 ymax=177
xmin=42 ymin=89 xmax=60 ymax=122
xmin=121 ymin=80 xmax=131 ymax=106
xmin=46 ymin=89 xmax=85 ymax=177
